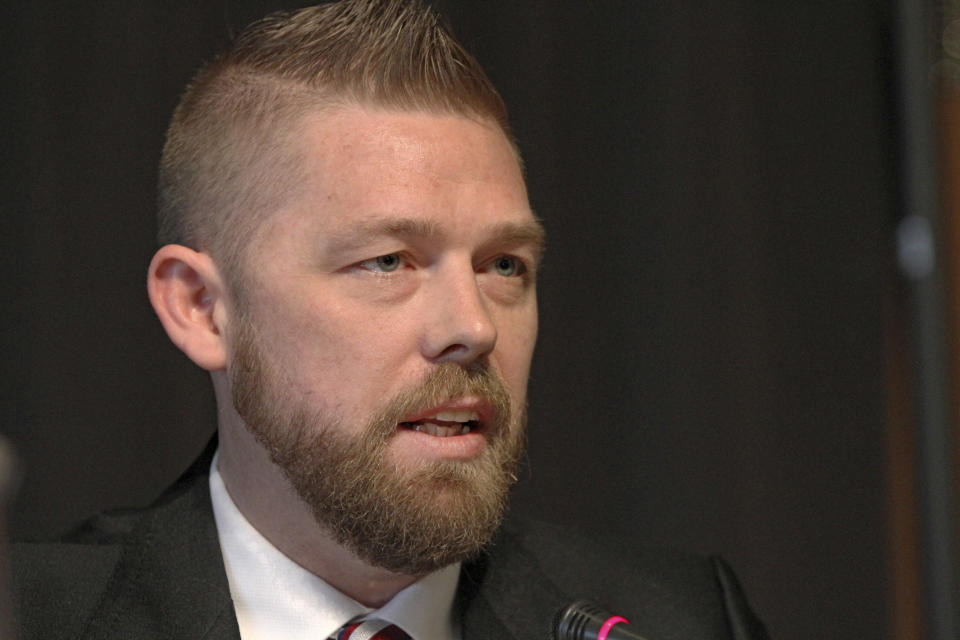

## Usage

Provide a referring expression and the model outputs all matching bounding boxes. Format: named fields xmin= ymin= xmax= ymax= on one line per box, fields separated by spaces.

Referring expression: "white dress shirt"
xmin=209 ymin=451 xmax=461 ymax=640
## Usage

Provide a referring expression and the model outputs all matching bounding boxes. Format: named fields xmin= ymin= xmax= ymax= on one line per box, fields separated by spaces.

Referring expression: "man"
xmin=13 ymin=2 xmax=769 ymax=638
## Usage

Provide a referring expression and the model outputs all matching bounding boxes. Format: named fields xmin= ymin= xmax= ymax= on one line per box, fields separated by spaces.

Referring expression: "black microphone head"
xmin=553 ymin=600 xmax=648 ymax=640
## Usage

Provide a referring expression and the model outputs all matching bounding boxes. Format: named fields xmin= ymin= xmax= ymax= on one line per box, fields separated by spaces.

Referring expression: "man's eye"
xmin=360 ymin=254 xmax=403 ymax=273
xmin=492 ymin=256 xmax=523 ymax=277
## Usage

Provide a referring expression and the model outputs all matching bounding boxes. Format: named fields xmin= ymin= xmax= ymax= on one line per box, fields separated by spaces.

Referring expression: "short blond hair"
xmin=157 ymin=0 xmax=513 ymax=279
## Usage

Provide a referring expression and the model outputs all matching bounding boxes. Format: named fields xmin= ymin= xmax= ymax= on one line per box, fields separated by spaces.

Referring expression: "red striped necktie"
xmin=334 ymin=618 xmax=412 ymax=640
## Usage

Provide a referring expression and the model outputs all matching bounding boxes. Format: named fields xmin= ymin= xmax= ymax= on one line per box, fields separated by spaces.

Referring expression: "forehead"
xmin=303 ymin=105 xmax=522 ymax=175
xmin=254 ymin=106 xmax=533 ymax=242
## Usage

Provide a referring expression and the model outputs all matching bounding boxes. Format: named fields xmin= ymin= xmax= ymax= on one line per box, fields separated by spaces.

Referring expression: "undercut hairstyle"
xmin=157 ymin=0 xmax=513 ymax=286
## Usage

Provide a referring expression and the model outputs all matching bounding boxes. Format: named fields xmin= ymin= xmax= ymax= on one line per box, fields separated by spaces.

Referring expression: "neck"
xmin=213 ymin=389 xmax=418 ymax=607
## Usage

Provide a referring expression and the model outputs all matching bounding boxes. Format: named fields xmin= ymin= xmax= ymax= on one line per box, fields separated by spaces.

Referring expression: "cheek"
xmin=493 ymin=306 xmax=538 ymax=395
xmin=256 ymin=295 xmax=418 ymax=398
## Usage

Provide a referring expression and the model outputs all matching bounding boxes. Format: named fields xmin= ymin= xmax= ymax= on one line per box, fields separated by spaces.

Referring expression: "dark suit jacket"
xmin=13 ymin=443 xmax=769 ymax=640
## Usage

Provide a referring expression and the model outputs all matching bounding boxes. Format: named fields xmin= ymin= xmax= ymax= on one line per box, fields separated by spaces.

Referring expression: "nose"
xmin=420 ymin=262 xmax=497 ymax=364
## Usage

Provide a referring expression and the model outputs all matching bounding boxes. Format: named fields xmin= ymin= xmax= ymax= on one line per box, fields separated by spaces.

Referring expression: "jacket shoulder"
xmin=10 ymin=441 xmax=234 ymax=640
xmin=485 ymin=516 xmax=769 ymax=640
xmin=10 ymin=459 xmax=209 ymax=640
xmin=498 ymin=516 xmax=715 ymax=592
xmin=12 ymin=538 xmax=124 ymax=639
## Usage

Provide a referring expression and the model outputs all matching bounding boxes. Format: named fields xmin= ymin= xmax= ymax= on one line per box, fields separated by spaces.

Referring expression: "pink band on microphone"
xmin=597 ymin=615 xmax=629 ymax=640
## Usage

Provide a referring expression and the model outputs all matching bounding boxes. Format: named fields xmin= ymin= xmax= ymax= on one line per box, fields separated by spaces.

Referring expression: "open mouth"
xmin=399 ymin=409 xmax=481 ymax=437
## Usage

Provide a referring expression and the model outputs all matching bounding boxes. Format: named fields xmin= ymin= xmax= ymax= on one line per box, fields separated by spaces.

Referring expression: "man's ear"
xmin=147 ymin=245 xmax=230 ymax=371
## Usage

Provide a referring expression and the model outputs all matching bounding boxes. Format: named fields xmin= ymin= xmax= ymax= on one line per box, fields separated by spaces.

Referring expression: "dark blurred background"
xmin=0 ymin=2 xmax=897 ymax=639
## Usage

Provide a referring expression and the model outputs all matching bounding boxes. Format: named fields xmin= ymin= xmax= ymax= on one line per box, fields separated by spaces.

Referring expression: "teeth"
xmin=411 ymin=422 xmax=473 ymax=437
xmin=433 ymin=410 xmax=480 ymax=422
xmin=403 ymin=409 xmax=480 ymax=437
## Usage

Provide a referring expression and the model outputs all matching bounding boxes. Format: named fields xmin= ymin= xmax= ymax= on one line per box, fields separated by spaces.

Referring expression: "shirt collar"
xmin=209 ymin=449 xmax=460 ymax=640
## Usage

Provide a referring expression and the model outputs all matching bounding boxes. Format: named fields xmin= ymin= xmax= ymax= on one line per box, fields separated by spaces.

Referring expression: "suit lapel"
xmin=459 ymin=523 xmax=572 ymax=640
xmin=81 ymin=449 xmax=240 ymax=640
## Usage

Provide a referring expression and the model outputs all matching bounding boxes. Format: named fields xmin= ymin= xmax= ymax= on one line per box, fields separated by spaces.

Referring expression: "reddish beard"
xmin=228 ymin=319 xmax=526 ymax=575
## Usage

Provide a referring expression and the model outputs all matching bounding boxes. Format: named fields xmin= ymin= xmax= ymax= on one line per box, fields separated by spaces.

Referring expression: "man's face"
xmin=226 ymin=106 xmax=541 ymax=574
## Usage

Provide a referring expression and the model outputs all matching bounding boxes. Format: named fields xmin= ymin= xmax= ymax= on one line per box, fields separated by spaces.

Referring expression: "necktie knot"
xmin=335 ymin=618 xmax=412 ymax=640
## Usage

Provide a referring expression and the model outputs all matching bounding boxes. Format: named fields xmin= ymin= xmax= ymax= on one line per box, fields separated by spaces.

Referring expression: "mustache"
xmin=366 ymin=362 xmax=513 ymax=441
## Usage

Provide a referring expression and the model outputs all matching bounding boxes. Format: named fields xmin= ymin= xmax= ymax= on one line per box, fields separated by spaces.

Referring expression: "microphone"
xmin=553 ymin=600 xmax=650 ymax=640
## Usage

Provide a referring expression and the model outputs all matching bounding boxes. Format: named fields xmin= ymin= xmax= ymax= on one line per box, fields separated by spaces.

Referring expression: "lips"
xmin=398 ymin=407 xmax=486 ymax=437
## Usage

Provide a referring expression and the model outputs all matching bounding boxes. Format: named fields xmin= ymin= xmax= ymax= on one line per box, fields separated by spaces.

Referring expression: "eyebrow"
xmin=324 ymin=217 xmax=443 ymax=252
xmin=325 ymin=215 xmax=546 ymax=261
xmin=481 ymin=218 xmax=547 ymax=263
